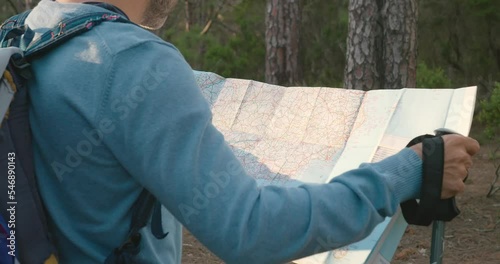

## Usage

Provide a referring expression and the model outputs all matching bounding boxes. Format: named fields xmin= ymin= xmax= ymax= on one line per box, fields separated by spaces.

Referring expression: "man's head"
xmin=56 ymin=0 xmax=178 ymax=29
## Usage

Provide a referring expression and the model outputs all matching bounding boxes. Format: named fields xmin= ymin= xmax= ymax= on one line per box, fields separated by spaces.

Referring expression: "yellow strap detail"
xmin=3 ymin=71 xmax=17 ymax=93
xmin=44 ymin=254 xmax=58 ymax=264
xmin=2 ymin=71 xmax=17 ymax=120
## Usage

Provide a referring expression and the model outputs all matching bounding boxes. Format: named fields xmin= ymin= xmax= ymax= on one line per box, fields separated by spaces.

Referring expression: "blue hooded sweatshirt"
xmin=25 ymin=1 xmax=422 ymax=263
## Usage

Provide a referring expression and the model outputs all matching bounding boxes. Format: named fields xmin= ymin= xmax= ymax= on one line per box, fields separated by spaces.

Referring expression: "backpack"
xmin=0 ymin=6 xmax=166 ymax=264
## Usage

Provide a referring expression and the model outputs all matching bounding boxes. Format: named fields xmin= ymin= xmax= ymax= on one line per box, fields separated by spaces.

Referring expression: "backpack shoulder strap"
xmin=24 ymin=12 xmax=132 ymax=58
xmin=0 ymin=11 xmax=29 ymax=51
xmin=1 ymin=11 xmax=132 ymax=59
xmin=105 ymin=190 xmax=168 ymax=263
xmin=0 ymin=10 xmax=31 ymax=31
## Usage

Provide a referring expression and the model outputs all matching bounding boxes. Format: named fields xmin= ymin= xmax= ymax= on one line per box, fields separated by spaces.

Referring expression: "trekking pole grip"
xmin=400 ymin=128 xmax=462 ymax=226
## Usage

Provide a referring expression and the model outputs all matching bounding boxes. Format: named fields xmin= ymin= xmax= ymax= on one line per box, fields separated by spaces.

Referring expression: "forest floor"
xmin=181 ymin=127 xmax=500 ymax=264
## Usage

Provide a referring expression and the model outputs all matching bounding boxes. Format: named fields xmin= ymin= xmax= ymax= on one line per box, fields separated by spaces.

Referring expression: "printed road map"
xmin=194 ymin=71 xmax=476 ymax=264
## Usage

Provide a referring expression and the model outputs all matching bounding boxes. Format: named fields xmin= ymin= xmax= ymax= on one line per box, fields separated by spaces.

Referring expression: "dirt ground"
xmin=181 ymin=132 xmax=500 ymax=264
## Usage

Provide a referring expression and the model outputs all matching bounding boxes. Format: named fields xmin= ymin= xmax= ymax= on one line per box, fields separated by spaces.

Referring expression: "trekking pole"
xmin=430 ymin=220 xmax=445 ymax=264
xmin=401 ymin=128 xmax=463 ymax=264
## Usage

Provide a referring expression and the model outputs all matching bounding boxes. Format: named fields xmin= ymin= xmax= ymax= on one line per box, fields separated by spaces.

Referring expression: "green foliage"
xmin=300 ymin=0 xmax=348 ymax=87
xmin=467 ymin=0 xmax=500 ymax=20
xmin=0 ymin=0 xmax=498 ymax=93
xmin=419 ymin=0 xmax=500 ymax=87
xmin=416 ymin=63 xmax=452 ymax=88
xmin=163 ymin=0 xmax=265 ymax=80
xmin=478 ymin=82 xmax=500 ymax=140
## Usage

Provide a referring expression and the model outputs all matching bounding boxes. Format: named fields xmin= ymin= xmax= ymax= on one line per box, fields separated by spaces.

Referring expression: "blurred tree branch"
xmin=6 ymin=0 xmax=19 ymax=14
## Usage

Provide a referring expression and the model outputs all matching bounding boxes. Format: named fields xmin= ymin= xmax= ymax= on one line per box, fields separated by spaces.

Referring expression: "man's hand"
xmin=410 ymin=134 xmax=480 ymax=199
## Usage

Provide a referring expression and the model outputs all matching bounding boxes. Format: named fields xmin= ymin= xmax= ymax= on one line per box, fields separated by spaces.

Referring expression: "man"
xmin=24 ymin=0 xmax=479 ymax=263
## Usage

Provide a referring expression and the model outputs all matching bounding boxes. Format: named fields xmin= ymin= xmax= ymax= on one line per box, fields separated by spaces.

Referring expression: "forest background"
xmin=2 ymin=0 xmax=498 ymax=134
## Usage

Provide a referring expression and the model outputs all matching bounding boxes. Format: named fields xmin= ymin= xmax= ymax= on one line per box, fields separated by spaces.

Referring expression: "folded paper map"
xmin=193 ymin=71 xmax=477 ymax=264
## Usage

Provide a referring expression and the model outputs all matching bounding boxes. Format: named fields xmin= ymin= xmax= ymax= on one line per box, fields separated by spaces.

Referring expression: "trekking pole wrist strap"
xmin=401 ymin=131 xmax=461 ymax=226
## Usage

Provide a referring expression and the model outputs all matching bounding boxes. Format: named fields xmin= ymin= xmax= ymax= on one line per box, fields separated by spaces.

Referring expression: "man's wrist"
xmin=409 ymin=143 xmax=423 ymax=159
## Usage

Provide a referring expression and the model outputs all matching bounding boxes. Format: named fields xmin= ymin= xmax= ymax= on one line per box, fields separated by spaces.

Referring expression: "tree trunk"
xmin=381 ymin=0 xmax=418 ymax=88
xmin=344 ymin=0 xmax=417 ymax=90
xmin=344 ymin=0 xmax=382 ymax=91
xmin=265 ymin=0 xmax=301 ymax=86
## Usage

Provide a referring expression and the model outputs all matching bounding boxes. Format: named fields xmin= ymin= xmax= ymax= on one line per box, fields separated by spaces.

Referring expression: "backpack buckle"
xmin=11 ymin=56 xmax=31 ymax=80
xmin=11 ymin=56 xmax=30 ymax=70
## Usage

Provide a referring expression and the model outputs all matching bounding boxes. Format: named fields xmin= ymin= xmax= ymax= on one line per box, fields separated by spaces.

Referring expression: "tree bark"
xmin=265 ymin=0 xmax=301 ymax=86
xmin=344 ymin=0 xmax=383 ymax=91
xmin=381 ymin=0 xmax=418 ymax=88
xmin=344 ymin=0 xmax=417 ymax=90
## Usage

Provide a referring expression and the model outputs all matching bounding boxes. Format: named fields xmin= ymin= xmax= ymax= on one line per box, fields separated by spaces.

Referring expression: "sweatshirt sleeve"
xmin=97 ymin=40 xmax=423 ymax=264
